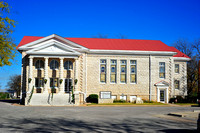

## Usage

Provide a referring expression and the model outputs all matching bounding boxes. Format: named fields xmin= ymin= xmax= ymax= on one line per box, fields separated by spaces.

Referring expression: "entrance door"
xmin=65 ymin=79 xmax=72 ymax=93
xmin=160 ymin=90 xmax=165 ymax=102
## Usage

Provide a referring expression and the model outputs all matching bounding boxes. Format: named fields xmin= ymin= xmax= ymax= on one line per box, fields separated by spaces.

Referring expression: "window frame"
xmin=159 ymin=62 xmax=165 ymax=79
xmin=64 ymin=61 xmax=73 ymax=70
xmin=130 ymin=60 xmax=137 ymax=84
xmin=100 ymin=59 xmax=106 ymax=83
xmin=100 ymin=91 xmax=111 ymax=99
xmin=50 ymin=78 xmax=59 ymax=88
xmin=110 ymin=59 xmax=117 ymax=84
xmin=35 ymin=78 xmax=44 ymax=88
xmin=35 ymin=60 xmax=44 ymax=70
xmin=174 ymin=80 xmax=180 ymax=89
xmin=50 ymin=60 xmax=59 ymax=70
xmin=175 ymin=64 xmax=179 ymax=74
xmin=120 ymin=60 xmax=127 ymax=83
xmin=65 ymin=78 xmax=73 ymax=93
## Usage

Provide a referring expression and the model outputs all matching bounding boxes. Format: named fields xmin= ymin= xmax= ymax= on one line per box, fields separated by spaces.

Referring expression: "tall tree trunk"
xmin=199 ymin=60 xmax=200 ymax=94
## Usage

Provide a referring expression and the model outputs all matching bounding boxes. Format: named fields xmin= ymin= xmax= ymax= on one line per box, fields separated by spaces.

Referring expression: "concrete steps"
xmin=28 ymin=93 xmax=73 ymax=106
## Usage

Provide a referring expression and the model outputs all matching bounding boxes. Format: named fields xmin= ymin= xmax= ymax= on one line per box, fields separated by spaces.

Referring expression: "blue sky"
xmin=0 ymin=0 xmax=200 ymax=91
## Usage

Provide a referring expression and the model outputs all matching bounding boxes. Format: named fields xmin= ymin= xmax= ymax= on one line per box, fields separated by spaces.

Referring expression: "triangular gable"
xmin=18 ymin=34 xmax=88 ymax=51
xmin=26 ymin=41 xmax=81 ymax=56
xmin=154 ymin=80 xmax=169 ymax=86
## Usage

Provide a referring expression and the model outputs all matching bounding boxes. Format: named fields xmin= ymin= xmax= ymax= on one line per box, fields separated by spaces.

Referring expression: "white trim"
xmin=30 ymin=55 xmax=78 ymax=58
xmin=26 ymin=41 xmax=81 ymax=56
xmin=173 ymin=57 xmax=190 ymax=61
xmin=89 ymin=49 xmax=177 ymax=56
xmin=100 ymin=59 xmax=107 ymax=83
xmin=120 ymin=60 xmax=127 ymax=83
xmin=18 ymin=34 xmax=88 ymax=50
xmin=110 ymin=59 xmax=117 ymax=84
xmin=157 ymin=87 xmax=169 ymax=103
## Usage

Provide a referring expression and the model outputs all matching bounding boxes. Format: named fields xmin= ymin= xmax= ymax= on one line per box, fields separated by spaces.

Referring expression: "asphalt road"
xmin=0 ymin=102 xmax=199 ymax=133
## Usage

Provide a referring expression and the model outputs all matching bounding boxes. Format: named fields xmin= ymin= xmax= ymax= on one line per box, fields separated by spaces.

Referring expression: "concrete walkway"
xmin=0 ymin=102 xmax=199 ymax=132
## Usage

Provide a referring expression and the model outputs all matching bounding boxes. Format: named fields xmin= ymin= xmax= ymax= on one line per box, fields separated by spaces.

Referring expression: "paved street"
xmin=0 ymin=102 xmax=199 ymax=133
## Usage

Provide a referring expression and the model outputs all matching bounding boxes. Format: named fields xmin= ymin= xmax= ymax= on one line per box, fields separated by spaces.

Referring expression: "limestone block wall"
xmin=174 ymin=61 xmax=187 ymax=96
xmin=85 ymin=54 xmax=151 ymax=102
xmin=151 ymin=56 xmax=171 ymax=101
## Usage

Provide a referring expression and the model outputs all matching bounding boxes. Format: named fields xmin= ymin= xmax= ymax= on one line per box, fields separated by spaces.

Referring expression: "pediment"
xmin=154 ymin=80 xmax=169 ymax=86
xmin=36 ymin=45 xmax=71 ymax=53
xmin=18 ymin=34 xmax=88 ymax=52
xmin=26 ymin=41 xmax=81 ymax=56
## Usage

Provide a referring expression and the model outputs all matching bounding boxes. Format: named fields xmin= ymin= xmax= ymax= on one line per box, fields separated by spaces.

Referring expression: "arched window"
xmin=50 ymin=60 xmax=59 ymax=69
xmin=35 ymin=60 xmax=44 ymax=69
xmin=64 ymin=61 xmax=73 ymax=70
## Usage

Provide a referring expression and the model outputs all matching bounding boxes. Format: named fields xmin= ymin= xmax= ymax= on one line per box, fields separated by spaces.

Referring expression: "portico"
xmin=28 ymin=56 xmax=78 ymax=94
xmin=155 ymin=81 xmax=169 ymax=103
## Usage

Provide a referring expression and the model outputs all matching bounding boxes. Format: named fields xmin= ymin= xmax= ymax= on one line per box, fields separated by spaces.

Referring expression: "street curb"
xmin=168 ymin=113 xmax=185 ymax=117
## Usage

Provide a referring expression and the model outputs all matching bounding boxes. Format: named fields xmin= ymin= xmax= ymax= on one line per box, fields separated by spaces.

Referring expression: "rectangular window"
xmin=174 ymin=80 xmax=180 ymax=89
xmin=35 ymin=78 xmax=44 ymax=87
xmin=130 ymin=60 xmax=137 ymax=83
xmin=65 ymin=79 xmax=72 ymax=92
xmin=100 ymin=91 xmax=111 ymax=99
xmin=100 ymin=59 xmax=106 ymax=83
xmin=120 ymin=60 xmax=127 ymax=83
xmin=110 ymin=60 xmax=117 ymax=83
xmin=175 ymin=64 xmax=179 ymax=73
xmin=159 ymin=62 xmax=165 ymax=78
xmin=50 ymin=78 xmax=58 ymax=87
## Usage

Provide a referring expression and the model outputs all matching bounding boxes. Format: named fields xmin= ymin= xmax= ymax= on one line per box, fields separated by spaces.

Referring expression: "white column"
xmin=74 ymin=58 xmax=79 ymax=92
xmin=157 ymin=87 xmax=159 ymax=102
xmin=44 ymin=57 xmax=49 ymax=93
xmin=166 ymin=88 xmax=169 ymax=103
xmin=59 ymin=57 xmax=64 ymax=93
xmin=28 ymin=56 xmax=33 ymax=92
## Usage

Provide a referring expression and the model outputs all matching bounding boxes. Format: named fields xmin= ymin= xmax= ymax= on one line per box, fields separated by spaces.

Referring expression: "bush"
xmin=113 ymin=99 xmax=126 ymax=103
xmin=88 ymin=94 xmax=98 ymax=103
xmin=0 ymin=92 xmax=9 ymax=100
xmin=169 ymin=95 xmax=198 ymax=103
xmin=143 ymin=99 xmax=154 ymax=103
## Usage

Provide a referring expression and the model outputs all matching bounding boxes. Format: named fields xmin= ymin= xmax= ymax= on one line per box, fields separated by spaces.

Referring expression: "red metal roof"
xmin=17 ymin=36 xmax=190 ymax=58
xmin=170 ymin=47 xmax=190 ymax=59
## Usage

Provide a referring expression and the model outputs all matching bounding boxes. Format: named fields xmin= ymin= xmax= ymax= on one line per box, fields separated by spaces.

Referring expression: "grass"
xmin=87 ymin=102 xmax=168 ymax=106
xmin=174 ymin=103 xmax=198 ymax=106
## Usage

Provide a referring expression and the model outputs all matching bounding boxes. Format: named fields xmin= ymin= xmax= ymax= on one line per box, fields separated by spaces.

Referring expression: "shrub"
xmin=0 ymin=92 xmax=9 ymax=100
xmin=113 ymin=99 xmax=126 ymax=103
xmin=169 ymin=95 xmax=197 ymax=103
xmin=143 ymin=99 xmax=154 ymax=103
xmin=169 ymin=98 xmax=176 ymax=103
xmin=88 ymin=94 xmax=98 ymax=103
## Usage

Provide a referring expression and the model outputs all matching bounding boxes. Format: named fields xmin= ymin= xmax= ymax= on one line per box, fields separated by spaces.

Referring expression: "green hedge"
xmin=113 ymin=99 xmax=126 ymax=103
xmin=169 ymin=95 xmax=198 ymax=103
xmin=0 ymin=92 xmax=9 ymax=100
xmin=88 ymin=94 xmax=98 ymax=103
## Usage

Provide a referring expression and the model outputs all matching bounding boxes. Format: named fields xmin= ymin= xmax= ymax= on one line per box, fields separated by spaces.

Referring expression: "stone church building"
xmin=17 ymin=34 xmax=190 ymax=106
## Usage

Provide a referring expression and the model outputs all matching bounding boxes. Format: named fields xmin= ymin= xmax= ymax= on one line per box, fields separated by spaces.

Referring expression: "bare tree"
xmin=116 ymin=34 xmax=128 ymax=39
xmin=173 ymin=39 xmax=198 ymax=95
xmin=92 ymin=33 xmax=108 ymax=38
xmin=7 ymin=75 xmax=21 ymax=97
xmin=193 ymin=38 xmax=200 ymax=59
xmin=92 ymin=33 xmax=128 ymax=39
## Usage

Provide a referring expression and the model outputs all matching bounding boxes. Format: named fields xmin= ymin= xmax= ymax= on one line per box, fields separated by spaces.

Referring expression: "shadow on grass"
xmin=0 ymin=117 xmax=197 ymax=132
xmin=0 ymin=99 xmax=20 ymax=104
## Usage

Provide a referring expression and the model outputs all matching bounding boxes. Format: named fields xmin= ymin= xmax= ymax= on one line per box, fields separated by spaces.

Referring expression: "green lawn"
xmin=174 ymin=103 xmax=198 ymax=106
xmin=87 ymin=102 xmax=168 ymax=106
